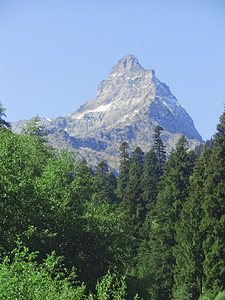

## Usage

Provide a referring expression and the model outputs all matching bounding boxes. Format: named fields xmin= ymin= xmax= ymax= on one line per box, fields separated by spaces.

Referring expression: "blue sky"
xmin=0 ymin=0 xmax=225 ymax=141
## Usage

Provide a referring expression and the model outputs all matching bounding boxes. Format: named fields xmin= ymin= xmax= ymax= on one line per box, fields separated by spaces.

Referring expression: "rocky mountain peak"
xmin=109 ymin=54 xmax=145 ymax=78
xmin=12 ymin=55 xmax=203 ymax=172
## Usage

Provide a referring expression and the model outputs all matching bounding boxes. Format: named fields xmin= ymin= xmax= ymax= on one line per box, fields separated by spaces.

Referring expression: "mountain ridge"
xmin=12 ymin=55 xmax=202 ymax=172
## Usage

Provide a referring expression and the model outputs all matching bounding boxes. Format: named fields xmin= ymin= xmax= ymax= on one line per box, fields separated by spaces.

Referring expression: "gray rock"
xmin=12 ymin=55 xmax=202 ymax=172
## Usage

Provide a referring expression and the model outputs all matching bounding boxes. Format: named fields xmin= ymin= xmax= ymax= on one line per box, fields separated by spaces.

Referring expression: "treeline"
xmin=0 ymin=103 xmax=225 ymax=299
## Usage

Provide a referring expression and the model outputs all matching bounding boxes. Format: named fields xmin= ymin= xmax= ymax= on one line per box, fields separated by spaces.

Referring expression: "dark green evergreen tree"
xmin=141 ymin=148 xmax=162 ymax=211
xmin=117 ymin=141 xmax=130 ymax=199
xmin=201 ymin=110 xmax=225 ymax=296
xmin=136 ymin=128 xmax=166 ymax=292
xmin=194 ymin=138 xmax=214 ymax=156
xmin=0 ymin=102 xmax=10 ymax=128
xmin=92 ymin=160 xmax=117 ymax=204
xmin=122 ymin=146 xmax=145 ymax=232
xmin=144 ymin=136 xmax=196 ymax=300
xmin=119 ymin=146 xmax=145 ymax=296
xmin=153 ymin=125 xmax=166 ymax=174
xmin=173 ymin=147 xmax=211 ymax=299
xmin=136 ymin=149 xmax=163 ymax=299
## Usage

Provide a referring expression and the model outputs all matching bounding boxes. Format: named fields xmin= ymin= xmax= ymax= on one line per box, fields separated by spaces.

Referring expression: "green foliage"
xmin=136 ymin=149 xmax=163 ymax=297
xmin=30 ymin=151 xmax=92 ymax=263
xmin=172 ymin=284 xmax=192 ymax=300
xmin=198 ymin=290 xmax=214 ymax=300
xmin=215 ymin=291 xmax=225 ymax=300
xmin=95 ymin=270 xmax=127 ymax=299
xmin=0 ymin=124 xmax=132 ymax=295
xmin=0 ymin=127 xmax=53 ymax=253
xmin=0 ymin=240 xmax=138 ymax=300
xmin=198 ymin=290 xmax=225 ymax=300
xmin=194 ymin=139 xmax=214 ymax=156
xmin=123 ymin=146 xmax=145 ymax=229
xmin=0 ymin=101 xmax=10 ymax=128
xmin=117 ymin=141 xmax=130 ymax=198
xmin=0 ymin=240 xmax=86 ymax=299
xmin=2 ymin=103 xmax=225 ymax=299
xmin=153 ymin=125 xmax=166 ymax=173
xmin=120 ymin=146 xmax=145 ymax=275
xmin=173 ymin=148 xmax=210 ymax=299
xmin=201 ymin=110 xmax=225 ymax=295
xmin=140 ymin=149 xmax=161 ymax=210
xmin=81 ymin=201 xmax=133 ymax=290
xmin=142 ymin=136 xmax=196 ymax=299
xmin=21 ymin=115 xmax=48 ymax=136
xmin=93 ymin=161 xmax=118 ymax=204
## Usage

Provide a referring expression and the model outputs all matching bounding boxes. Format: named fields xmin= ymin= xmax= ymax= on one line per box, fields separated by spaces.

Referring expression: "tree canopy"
xmin=1 ymin=103 xmax=225 ymax=299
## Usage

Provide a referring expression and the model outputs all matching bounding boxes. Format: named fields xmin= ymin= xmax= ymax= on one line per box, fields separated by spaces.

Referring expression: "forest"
xmin=0 ymin=102 xmax=225 ymax=300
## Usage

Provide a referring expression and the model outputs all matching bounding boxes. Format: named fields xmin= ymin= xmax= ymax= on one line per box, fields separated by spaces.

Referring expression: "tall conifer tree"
xmin=92 ymin=160 xmax=117 ymax=204
xmin=117 ymin=141 xmax=130 ymax=199
xmin=173 ymin=147 xmax=210 ymax=299
xmin=136 ymin=149 xmax=163 ymax=298
xmin=141 ymin=149 xmax=160 ymax=211
xmin=120 ymin=144 xmax=145 ymax=276
xmin=0 ymin=102 xmax=10 ymax=128
xmin=153 ymin=125 xmax=166 ymax=174
xmin=146 ymin=136 xmax=196 ymax=300
xmin=123 ymin=146 xmax=144 ymax=231
xmin=201 ymin=110 xmax=225 ymax=296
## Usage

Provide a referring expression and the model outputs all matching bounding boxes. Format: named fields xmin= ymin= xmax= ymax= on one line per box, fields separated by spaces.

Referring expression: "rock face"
xmin=12 ymin=55 xmax=202 ymax=172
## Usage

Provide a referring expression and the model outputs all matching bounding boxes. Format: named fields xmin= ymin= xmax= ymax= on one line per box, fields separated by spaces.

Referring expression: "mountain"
xmin=12 ymin=54 xmax=202 ymax=172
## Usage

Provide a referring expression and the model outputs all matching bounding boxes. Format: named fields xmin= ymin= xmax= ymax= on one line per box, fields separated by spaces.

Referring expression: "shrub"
xmin=0 ymin=240 xmax=140 ymax=299
xmin=215 ymin=291 xmax=225 ymax=300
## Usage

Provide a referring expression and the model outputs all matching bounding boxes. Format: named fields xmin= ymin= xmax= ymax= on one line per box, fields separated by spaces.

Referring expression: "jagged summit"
xmin=12 ymin=55 xmax=203 ymax=172
xmin=109 ymin=54 xmax=145 ymax=76
xmin=78 ymin=55 xmax=156 ymax=113
xmin=68 ymin=55 xmax=201 ymax=141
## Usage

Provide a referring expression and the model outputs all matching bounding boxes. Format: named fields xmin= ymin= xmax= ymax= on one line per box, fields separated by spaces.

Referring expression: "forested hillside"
xmin=1 ymin=102 xmax=225 ymax=299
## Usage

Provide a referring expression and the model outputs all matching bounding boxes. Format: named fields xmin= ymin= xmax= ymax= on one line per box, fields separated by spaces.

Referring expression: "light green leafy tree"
xmin=0 ymin=240 xmax=140 ymax=299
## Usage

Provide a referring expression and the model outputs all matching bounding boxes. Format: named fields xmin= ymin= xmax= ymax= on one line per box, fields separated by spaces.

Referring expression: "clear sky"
xmin=0 ymin=0 xmax=225 ymax=141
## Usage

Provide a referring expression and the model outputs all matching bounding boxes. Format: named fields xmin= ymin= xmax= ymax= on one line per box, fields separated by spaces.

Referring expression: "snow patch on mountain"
xmin=11 ymin=54 xmax=203 ymax=172
xmin=70 ymin=103 xmax=112 ymax=119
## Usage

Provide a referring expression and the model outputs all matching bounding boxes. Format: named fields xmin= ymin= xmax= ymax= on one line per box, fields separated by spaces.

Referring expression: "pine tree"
xmin=122 ymin=146 xmax=144 ymax=232
xmin=153 ymin=125 xmax=166 ymax=174
xmin=141 ymin=149 xmax=161 ymax=212
xmin=146 ymin=136 xmax=196 ymax=300
xmin=194 ymin=138 xmax=214 ymax=156
xmin=173 ymin=147 xmax=210 ymax=299
xmin=0 ymin=102 xmax=10 ymax=128
xmin=136 ymin=128 xmax=166 ymax=292
xmin=201 ymin=110 xmax=225 ymax=296
xmin=136 ymin=149 xmax=162 ymax=297
xmin=117 ymin=141 xmax=130 ymax=199
xmin=92 ymin=160 xmax=117 ymax=204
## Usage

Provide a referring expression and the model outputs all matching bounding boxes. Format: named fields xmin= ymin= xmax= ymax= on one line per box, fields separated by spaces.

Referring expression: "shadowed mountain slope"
xmin=12 ymin=55 xmax=202 ymax=171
